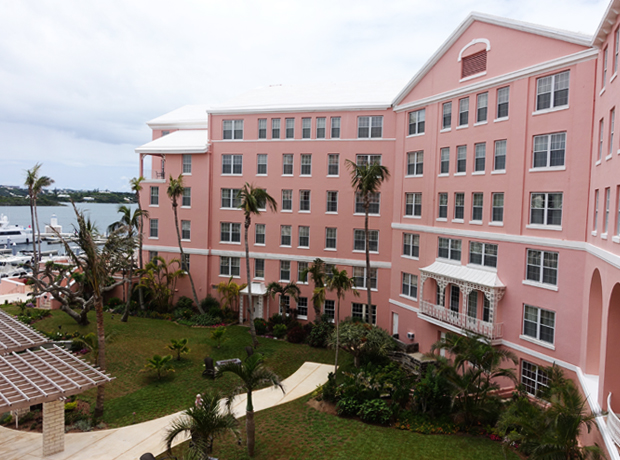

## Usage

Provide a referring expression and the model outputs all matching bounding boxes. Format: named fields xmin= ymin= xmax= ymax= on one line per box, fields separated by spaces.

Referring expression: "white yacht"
xmin=0 ymin=214 xmax=33 ymax=245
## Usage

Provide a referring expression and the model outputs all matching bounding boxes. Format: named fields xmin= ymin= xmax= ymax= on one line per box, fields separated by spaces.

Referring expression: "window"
xmin=530 ymin=193 xmax=563 ymax=226
xmin=358 ymin=116 xmax=383 ymax=138
xmin=149 ymin=251 xmax=158 ymax=263
xmin=533 ymin=133 xmax=566 ymax=168
xmin=220 ymin=222 xmax=241 ymax=243
xmin=255 ymin=258 xmax=265 ymax=278
xmin=605 ymin=188 xmax=611 ymax=234
xmin=285 ymin=118 xmax=295 ymax=138
xmin=497 ymin=87 xmax=509 ymax=119
xmin=325 ymin=228 xmax=337 ymax=249
xmin=297 ymin=297 xmax=308 ymax=318
xmin=468 ymin=291 xmax=477 ymax=318
xmin=436 ymin=285 xmax=445 ymax=307
xmin=182 ymin=154 xmax=192 ymax=174
xmin=150 ymin=186 xmax=159 ymax=206
xmin=255 ymin=223 xmax=265 ymax=245
xmin=610 ymin=109 xmax=616 ymax=157
xmin=356 ymin=154 xmax=382 ymax=166
xmin=474 ymin=143 xmax=486 ymax=172
xmin=494 ymin=140 xmax=506 ymax=171
xmin=328 ymin=154 xmax=339 ymax=176
xmin=459 ymin=97 xmax=469 ymax=126
xmin=298 ymin=226 xmax=310 ymax=248
xmin=299 ymin=190 xmax=311 ymax=211
xmin=300 ymin=154 xmax=312 ymax=175
xmin=282 ymin=154 xmax=293 ymax=175
xmin=526 ymin=249 xmax=558 ymax=286
xmin=181 ymin=220 xmax=191 ymax=240
xmin=280 ymin=260 xmax=291 ymax=281
xmin=181 ymin=253 xmax=190 ymax=272
xmin=450 ymin=285 xmax=460 ymax=312
xmin=599 ymin=119 xmax=605 ymax=161
xmin=223 ymin=120 xmax=243 ymax=140
xmin=462 ymin=50 xmax=486 ymax=78
xmin=405 ymin=193 xmax=422 ymax=217
xmin=401 ymin=273 xmax=418 ymax=299
xmin=521 ymin=361 xmax=549 ymax=396
xmin=324 ymin=299 xmax=335 ymax=321
xmin=523 ymin=305 xmax=555 ymax=344
xmin=353 ymin=267 xmax=377 ymax=289
xmin=595 ymin=189 xmax=599 ymax=232
xmin=483 ymin=297 xmax=490 ymax=322
xmin=472 ymin=193 xmax=483 ymax=221
xmin=258 ymin=119 xmax=267 ymax=139
xmin=440 ymin=148 xmax=450 ymax=174
xmin=355 ymin=192 xmax=380 ymax=214
xmin=150 ymin=218 xmax=158 ymax=238
xmin=615 ymin=28 xmax=620 ymax=74
xmin=617 ymin=186 xmax=620 ymax=236
xmin=352 ymin=303 xmax=377 ymax=324
xmin=282 ymin=190 xmax=292 ymax=211
xmin=457 ymin=146 xmax=467 ymax=173
xmin=403 ymin=233 xmax=419 ymax=258
xmin=469 ymin=242 xmax=498 ymax=268
xmin=492 ymin=193 xmax=504 ymax=223
xmin=257 ymin=154 xmax=267 ymax=175
xmin=454 ymin=193 xmax=465 ymax=220
xmin=408 ymin=109 xmax=425 ymax=135
xmin=438 ymin=193 xmax=448 ymax=219
xmin=182 ymin=188 xmax=191 ymax=207
xmin=222 ymin=155 xmax=242 ymax=175
xmin=272 ymin=118 xmax=281 ymax=139
xmin=442 ymin=102 xmax=452 ymax=129
xmin=354 ymin=229 xmax=378 ymax=252
xmin=316 ymin=117 xmax=326 ymax=139
xmin=603 ymin=46 xmax=609 ymax=87
xmin=476 ymin=92 xmax=488 ymax=123
xmin=407 ymin=151 xmax=424 ymax=176
xmin=536 ymin=71 xmax=569 ymax=111
xmin=298 ymin=262 xmax=308 ymax=283
xmin=161 ymin=130 xmax=170 ymax=136
xmin=220 ymin=257 xmax=240 ymax=277
xmin=221 ymin=188 xmax=241 ymax=209
xmin=438 ymin=237 xmax=461 ymax=261
xmin=331 ymin=117 xmax=341 ymax=138
xmin=302 ymin=118 xmax=311 ymax=139
xmin=326 ymin=191 xmax=338 ymax=213
xmin=279 ymin=296 xmax=290 ymax=314
xmin=281 ymin=225 xmax=292 ymax=246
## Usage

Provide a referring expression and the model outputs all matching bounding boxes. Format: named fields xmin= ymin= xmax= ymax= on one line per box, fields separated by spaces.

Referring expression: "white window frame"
xmin=316 ymin=117 xmax=326 ymax=139
xmin=454 ymin=193 xmax=465 ymax=220
xmin=272 ymin=118 xmax=281 ymax=139
xmin=182 ymin=154 xmax=192 ymax=174
xmin=401 ymin=272 xmax=418 ymax=299
xmin=258 ymin=118 xmax=267 ymax=139
xmin=331 ymin=117 xmax=341 ymax=138
xmin=149 ymin=218 xmax=158 ymax=238
xmin=220 ymin=256 xmax=240 ymax=277
xmin=299 ymin=190 xmax=311 ymax=212
xmin=458 ymin=97 xmax=469 ymax=126
xmin=496 ymin=87 xmax=509 ymax=119
xmin=181 ymin=220 xmax=191 ymax=241
xmin=357 ymin=116 xmax=383 ymax=138
xmin=221 ymin=188 xmax=241 ymax=209
xmin=220 ymin=222 xmax=241 ymax=243
xmin=494 ymin=140 xmax=506 ymax=171
xmin=533 ymin=132 xmax=566 ymax=168
xmin=405 ymin=192 xmax=422 ymax=217
xmin=281 ymin=189 xmax=293 ymax=211
xmin=300 ymin=154 xmax=312 ymax=176
xmin=469 ymin=241 xmax=497 ymax=268
xmin=280 ymin=225 xmax=292 ymax=247
xmin=438 ymin=193 xmax=448 ymax=219
xmin=351 ymin=302 xmax=377 ymax=325
xmin=298 ymin=226 xmax=310 ymax=248
xmin=257 ymin=154 xmax=268 ymax=175
xmin=492 ymin=193 xmax=504 ymax=223
xmin=223 ymin=119 xmax=243 ymax=140
xmin=407 ymin=151 xmax=424 ymax=176
xmin=457 ymin=146 xmax=467 ymax=173
xmin=296 ymin=297 xmax=308 ymax=319
xmin=530 ymin=193 xmax=563 ymax=227
xmin=442 ymin=102 xmax=452 ymax=129
xmin=328 ymin=154 xmax=339 ymax=176
xmin=523 ymin=305 xmax=555 ymax=345
xmin=536 ymin=71 xmax=569 ymax=111
xmin=150 ymin=186 xmax=159 ymax=206
xmin=280 ymin=260 xmax=291 ymax=281
xmin=298 ymin=262 xmax=309 ymax=283
xmin=302 ymin=117 xmax=311 ymax=139
xmin=255 ymin=223 xmax=266 ymax=245
xmin=282 ymin=154 xmax=293 ymax=176
xmin=440 ymin=148 xmax=450 ymax=174
xmin=222 ymin=154 xmax=243 ymax=175
xmin=285 ymin=118 xmax=295 ymax=139
xmin=526 ymin=249 xmax=558 ymax=286
xmin=408 ymin=109 xmax=425 ymax=135
xmin=438 ymin=237 xmax=461 ymax=261
xmin=471 ymin=193 xmax=483 ymax=222
xmin=474 ymin=143 xmax=486 ymax=172
xmin=326 ymin=191 xmax=338 ymax=213
xmin=325 ymin=227 xmax=337 ymax=250
xmin=403 ymin=233 xmax=419 ymax=258
xmin=355 ymin=192 xmax=380 ymax=215
xmin=353 ymin=267 xmax=377 ymax=290
xmin=521 ymin=361 xmax=549 ymax=396
xmin=476 ymin=92 xmax=488 ymax=123
xmin=354 ymin=229 xmax=378 ymax=253
xmin=182 ymin=187 xmax=191 ymax=208
xmin=254 ymin=258 xmax=265 ymax=279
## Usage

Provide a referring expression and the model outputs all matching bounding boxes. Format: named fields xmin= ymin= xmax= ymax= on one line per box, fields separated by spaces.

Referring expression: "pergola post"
xmin=42 ymin=399 xmax=65 ymax=456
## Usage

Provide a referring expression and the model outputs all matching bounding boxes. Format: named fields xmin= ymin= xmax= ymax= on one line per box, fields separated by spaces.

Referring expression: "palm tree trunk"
xmin=137 ymin=197 xmax=145 ymax=311
xmin=364 ymin=202 xmax=372 ymax=319
xmin=172 ymin=204 xmax=204 ymax=314
xmin=335 ymin=297 xmax=340 ymax=374
xmin=246 ymin=409 xmax=255 ymax=457
xmin=94 ymin=294 xmax=106 ymax=418
xmin=34 ymin=199 xmax=43 ymax=263
xmin=245 ymin=215 xmax=258 ymax=348
xmin=121 ymin=263 xmax=132 ymax=322
xmin=29 ymin=197 xmax=38 ymax=294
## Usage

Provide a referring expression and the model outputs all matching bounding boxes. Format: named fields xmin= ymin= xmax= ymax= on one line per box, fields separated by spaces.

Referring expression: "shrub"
xmin=210 ymin=326 xmax=228 ymax=348
xmin=273 ymin=324 xmax=287 ymax=339
xmin=267 ymin=313 xmax=285 ymax=332
xmin=73 ymin=419 xmax=92 ymax=432
xmin=412 ymin=365 xmax=452 ymax=418
xmin=336 ymin=397 xmax=360 ymax=417
xmin=175 ymin=296 xmax=195 ymax=311
xmin=106 ymin=297 xmax=123 ymax=308
xmin=0 ymin=412 xmax=12 ymax=425
xmin=318 ymin=372 xmax=338 ymax=403
xmin=200 ymin=295 xmax=220 ymax=314
xmin=308 ymin=319 xmax=334 ymax=348
xmin=173 ymin=307 xmax=194 ymax=321
xmin=190 ymin=313 xmax=221 ymax=327
xmin=254 ymin=318 xmax=267 ymax=336
xmin=287 ymin=325 xmax=307 ymax=344
xmin=64 ymin=401 xmax=78 ymax=411
xmin=358 ymin=399 xmax=392 ymax=425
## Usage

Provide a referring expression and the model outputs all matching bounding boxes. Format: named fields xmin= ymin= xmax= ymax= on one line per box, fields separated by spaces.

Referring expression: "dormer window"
xmin=462 ymin=50 xmax=487 ymax=79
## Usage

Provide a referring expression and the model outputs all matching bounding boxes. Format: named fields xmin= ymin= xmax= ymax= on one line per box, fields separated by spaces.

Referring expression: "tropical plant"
xmin=326 ymin=267 xmax=358 ymax=372
xmin=73 ymin=331 xmax=116 ymax=366
xmin=136 ymin=256 xmax=184 ymax=312
xmin=265 ymin=281 xmax=300 ymax=318
xmin=215 ymin=354 xmax=283 ymax=457
xmin=346 ymin=159 xmax=389 ymax=315
xmin=327 ymin=319 xmax=395 ymax=368
xmin=216 ymin=277 xmax=247 ymax=314
xmin=238 ymin=183 xmax=277 ymax=348
xmin=167 ymin=174 xmax=203 ymax=314
xmin=144 ymin=354 xmax=174 ymax=380
xmin=168 ymin=338 xmax=190 ymax=361
xmin=210 ymin=326 xmax=228 ymax=349
xmin=302 ymin=258 xmax=327 ymax=320
xmin=130 ymin=176 xmax=146 ymax=310
xmin=164 ymin=391 xmax=239 ymax=460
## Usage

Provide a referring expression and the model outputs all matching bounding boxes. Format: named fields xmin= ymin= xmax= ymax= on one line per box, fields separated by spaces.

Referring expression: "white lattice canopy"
xmin=0 ymin=310 xmax=49 ymax=354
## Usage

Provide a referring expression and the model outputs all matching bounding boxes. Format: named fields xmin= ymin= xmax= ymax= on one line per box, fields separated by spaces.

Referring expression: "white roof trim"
xmin=135 ymin=130 xmax=209 ymax=154
xmin=458 ymin=38 xmax=491 ymax=62
xmin=146 ymin=105 xmax=209 ymax=130
xmin=392 ymin=12 xmax=592 ymax=106
xmin=208 ymin=103 xmax=392 ymax=115
xmin=420 ymin=260 xmax=505 ymax=289
xmin=592 ymin=0 xmax=620 ymax=46
xmin=240 ymin=282 xmax=267 ymax=296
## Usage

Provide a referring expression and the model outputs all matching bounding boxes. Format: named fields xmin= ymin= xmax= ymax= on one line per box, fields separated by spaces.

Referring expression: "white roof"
xmin=209 ymin=80 xmax=408 ymax=114
xmin=147 ymin=105 xmax=209 ymax=129
xmin=135 ymin=130 xmax=209 ymax=154
xmin=420 ymin=261 xmax=505 ymax=289
xmin=592 ymin=0 xmax=620 ymax=47
xmin=240 ymin=282 xmax=267 ymax=296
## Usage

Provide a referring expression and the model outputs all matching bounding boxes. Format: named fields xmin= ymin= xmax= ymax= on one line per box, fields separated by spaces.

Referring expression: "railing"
xmin=607 ymin=393 xmax=620 ymax=447
xmin=419 ymin=300 xmax=503 ymax=339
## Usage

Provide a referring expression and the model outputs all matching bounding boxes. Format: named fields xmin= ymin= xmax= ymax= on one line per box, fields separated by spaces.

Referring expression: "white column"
xmin=42 ymin=399 xmax=65 ymax=456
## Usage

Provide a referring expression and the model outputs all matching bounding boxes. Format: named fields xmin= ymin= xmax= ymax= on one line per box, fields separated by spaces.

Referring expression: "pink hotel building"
xmin=137 ymin=1 xmax=620 ymax=453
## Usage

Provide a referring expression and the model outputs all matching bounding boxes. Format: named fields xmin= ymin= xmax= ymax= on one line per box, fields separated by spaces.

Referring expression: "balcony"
xmin=419 ymin=300 xmax=503 ymax=340
xmin=608 ymin=393 xmax=620 ymax=448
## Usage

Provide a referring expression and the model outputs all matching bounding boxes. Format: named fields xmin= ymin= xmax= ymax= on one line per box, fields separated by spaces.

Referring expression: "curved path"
xmin=0 ymin=361 xmax=332 ymax=460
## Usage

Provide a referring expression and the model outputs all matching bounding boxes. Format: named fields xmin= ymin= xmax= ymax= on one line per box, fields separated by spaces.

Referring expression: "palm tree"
xmin=238 ymin=183 xmax=277 ymax=348
xmin=216 ymin=354 xmax=283 ymax=457
xmin=346 ymin=159 xmax=389 ymax=315
xmin=302 ymin=258 xmax=326 ymax=321
xmin=136 ymin=256 xmax=185 ymax=312
xmin=130 ymin=176 xmax=146 ymax=310
xmin=167 ymin=174 xmax=203 ymax=313
xmin=326 ymin=267 xmax=358 ymax=372
xmin=165 ymin=391 xmax=239 ymax=460
xmin=216 ymin=277 xmax=247 ymax=315
xmin=265 ymin=281 xmax=300 ymax=316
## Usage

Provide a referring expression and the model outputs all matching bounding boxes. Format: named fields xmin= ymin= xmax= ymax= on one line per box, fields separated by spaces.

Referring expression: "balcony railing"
xmin=419 ymin=300 xmax=503 ymax=339
xmin=607 ymin=393 xmax=620 ymax=447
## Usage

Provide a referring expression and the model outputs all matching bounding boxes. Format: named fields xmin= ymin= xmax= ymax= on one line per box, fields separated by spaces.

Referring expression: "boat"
xmin=0 ymin=214 xmax=33 ymax=245
xmin=0 ymin=254 xmax=31 ymax=278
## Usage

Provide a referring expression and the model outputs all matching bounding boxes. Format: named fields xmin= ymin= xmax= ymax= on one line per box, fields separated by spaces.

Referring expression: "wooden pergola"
xmin=0 ymin=310 xmax=48 ymax=354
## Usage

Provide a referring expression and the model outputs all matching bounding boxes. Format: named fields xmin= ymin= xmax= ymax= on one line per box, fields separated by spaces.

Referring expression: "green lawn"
xmin=1 ymin=306 xmax=347 ymax=427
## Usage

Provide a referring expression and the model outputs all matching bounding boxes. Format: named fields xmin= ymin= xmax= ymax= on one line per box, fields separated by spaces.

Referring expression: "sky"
xmin=0 ymin=0 xmax=611 ymax=191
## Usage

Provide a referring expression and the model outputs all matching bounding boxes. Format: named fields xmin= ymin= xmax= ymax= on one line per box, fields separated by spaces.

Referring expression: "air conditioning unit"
xmin=407 ymin=332 xmax=415 ymax=340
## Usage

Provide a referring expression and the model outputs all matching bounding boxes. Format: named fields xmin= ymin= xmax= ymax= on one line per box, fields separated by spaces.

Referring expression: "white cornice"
xmin=592 ymin=0 xmax=620 ymax=47
xmin=208 ymin=104 xmax=392 ymax=116
xmin=210 ymin=249 xmax=392 ymax=268
xmin=147 ymin=121 xmax=208 ymax=130
xmin=143 ymin=245 xmax=209 ymax=255
xmin=389 ymin=298 xmax=419 ymax=314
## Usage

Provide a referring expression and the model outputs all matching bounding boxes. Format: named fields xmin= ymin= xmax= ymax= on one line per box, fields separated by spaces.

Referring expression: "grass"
xmin=163 ymin=395 xmax=521 ymax=460
xmin=0 ymin=305 xmax=347 ymax=427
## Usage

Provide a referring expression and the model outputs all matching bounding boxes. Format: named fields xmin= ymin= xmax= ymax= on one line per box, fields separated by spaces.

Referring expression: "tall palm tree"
xmin=130 ymin=176 xmax=146 ymax=310
xmin=265 ymin=281 xmax=300 ymax=317
xmin=136 ymin=256 xmax=185 ymax=312
xmin=302 ymin=258 xmax=326 ymax=321
xmin=216 ymin=354 xmax=283 ymax=457
xmin=167 ymin=174 xmax=203 ymax=314
xmin=346 ymin=160 xmax=389 ymax=316
xmin=216 ymin=277 xmax=247 ymax=314
xmin=326 ymin=267 xmax=358 ymax=372
xmin=238 ymin=183 xmax=277 ymax=348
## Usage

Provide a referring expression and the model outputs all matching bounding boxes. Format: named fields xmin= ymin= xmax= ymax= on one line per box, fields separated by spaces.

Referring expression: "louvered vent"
xmin=461 ymin=50 xmax=487 ymax=78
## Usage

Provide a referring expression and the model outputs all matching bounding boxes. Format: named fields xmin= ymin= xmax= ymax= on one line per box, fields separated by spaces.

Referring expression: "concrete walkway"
xmin=0 ymin=362 xmax=332 ymax=460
